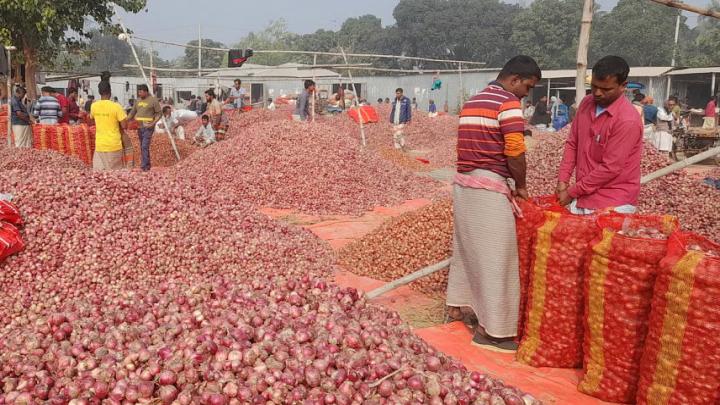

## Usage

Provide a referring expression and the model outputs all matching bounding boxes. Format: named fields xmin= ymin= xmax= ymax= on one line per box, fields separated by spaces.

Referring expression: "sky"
xmin=118 ymin=0 xmax=705 ymax=60
xmin=117 ymin=0 xmax=400 ymax=59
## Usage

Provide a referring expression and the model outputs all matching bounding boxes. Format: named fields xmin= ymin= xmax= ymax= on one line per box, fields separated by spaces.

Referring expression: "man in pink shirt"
xmin=557 ymin=56 xmax=643 ymax=214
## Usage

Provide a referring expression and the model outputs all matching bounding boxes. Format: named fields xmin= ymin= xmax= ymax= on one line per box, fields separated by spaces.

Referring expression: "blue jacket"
xmin=390 ymin=96 xmax=412 ymax=124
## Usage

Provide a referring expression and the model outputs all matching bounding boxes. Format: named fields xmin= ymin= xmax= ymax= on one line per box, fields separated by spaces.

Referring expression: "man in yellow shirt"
xmin=90 ymin=81 xmax=128 ymax=170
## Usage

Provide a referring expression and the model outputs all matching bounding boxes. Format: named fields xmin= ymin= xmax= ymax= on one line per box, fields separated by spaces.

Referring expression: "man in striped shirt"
xmin=446 ymin=55 xmax=541 ymax=352
xmin=32 ymin=87 xmax=63 ymax=125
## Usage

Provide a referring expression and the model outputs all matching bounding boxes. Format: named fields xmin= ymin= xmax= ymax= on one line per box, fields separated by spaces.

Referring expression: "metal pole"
xmin=366 ymin=259 xmax=452 ymax=299
xmin=6 ymin=47 xmax=12 ymax=147
xmin=547 ymin=78 xmax=551 ymax=101
xmin=340 ymin=47 xmax=366 ymax=147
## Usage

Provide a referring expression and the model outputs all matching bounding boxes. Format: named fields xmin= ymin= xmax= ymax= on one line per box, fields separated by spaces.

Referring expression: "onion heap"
xmin=0 ymin=167 xmax=335 ymax=328
xmin=0 ymin=275 xmax=539 ymax=404
xmin=172 ymin=119 xmax=443 ymax=216
xmin=0 ymin=148 xmax=88 ymax=171
xmin=339 ymin=200 xmax=453 ymax=296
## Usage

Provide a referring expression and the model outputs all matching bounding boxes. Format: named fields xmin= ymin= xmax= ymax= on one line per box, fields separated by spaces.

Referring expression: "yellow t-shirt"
xmin=91 ymin=100 xmax=127 ymax=152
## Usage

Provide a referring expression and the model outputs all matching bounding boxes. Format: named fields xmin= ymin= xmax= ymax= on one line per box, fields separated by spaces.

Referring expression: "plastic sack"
xmin=579 ymin=214 xmax=679 ymax=403
xmin=0 ymin=222 xmax=24 ymax=262
xmin=347 ymin=106 xmax=379 ymax=124
xmin=517 ymin=196 xmax=600 ymax=368
xmin=121 ymin=132 xmax=135 ymax=169
xmin=636 ymin=233 xmax=720 ymax=405
xmin=514 ymin=198 xmax=545 ymax=340
xmin=0 ymin=200 xmax=22 ymax=226
xmin=173 ymin=109 xmax=198 ymax=124
xmin=32 ymin=124 xmax=95 ymax=165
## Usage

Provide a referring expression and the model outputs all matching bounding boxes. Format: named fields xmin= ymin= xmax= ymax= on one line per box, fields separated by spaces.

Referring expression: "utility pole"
xmin=198 ymin=24 xmax=202 ymax=79
xmin=576 ymin=0 xmax=594 ymax=107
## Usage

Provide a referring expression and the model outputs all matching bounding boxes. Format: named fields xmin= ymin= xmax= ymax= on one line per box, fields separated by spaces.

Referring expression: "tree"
xmin=181 ymin=39 xmax=226 ymax=70
xmin=683 ymin=0 xmax=720 ymax=66
xmin=590 ymin=0 xmax=690 ymax=66
xmin=232 ymin=20 xmax=300 ymax=66
xmin=511 ymin=0 xmax=586 ymax=69
xmin=0 ymin=0 xmax=146 ymax=99
xmin=394 ymin=0 xmax=519 ymax=68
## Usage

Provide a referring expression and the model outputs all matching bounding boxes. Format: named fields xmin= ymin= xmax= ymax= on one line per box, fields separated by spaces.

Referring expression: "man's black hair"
xmin=88 ymin=95 xmax=95 ymax=100
xmin=634 ymin=93 xmax=645 ymax=102
xmin=395 ymin=88 xmax=403 ymax=93
xmin=201 ymin=114 xmax=210 ymax=120
xmin=234 ymin=79 xmax=241 ymax=84
xmin=268 ymin=98 xmax=273 ymax=102
xmin=98 ymin=81 xmax=111 ymax=96
xmin=592 ymin=56 xmax=630 ymax=84
xmin=304 ymin=80 xmax=316 ymax=89
xmin=40 ymin=86 xmax=53 ymax=93
xmin=15 ymin=87 xmax=26 ymax=95
xmin=68 ymin=87 xmax=77 ymax=95
xmin=162 ymin=106 xmax=172 ymax=114
xmin=205 ymin=89 xmax=215 ymax=98
xmin=377 ymin=98 xmax=383 ymax=103
xmin=138 ymin=84 xmax=149 ymax=92
xmin=497 ymin=55 xmax=542 ymax=81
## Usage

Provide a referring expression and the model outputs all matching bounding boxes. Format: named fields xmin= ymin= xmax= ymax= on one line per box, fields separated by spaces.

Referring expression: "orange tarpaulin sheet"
xmin=347 ymin=106 xmax=379 ymax=124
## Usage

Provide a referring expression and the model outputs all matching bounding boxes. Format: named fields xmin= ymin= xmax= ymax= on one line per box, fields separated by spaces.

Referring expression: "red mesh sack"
xmin=517 ymin=195 xmax=600 ymax=368
xmin=514 ymin=198 xmax=545 ymax=341
xmin=0 ymin=201 xmax=22 ymax=226
xmin=636 ymin=233 xmax=720 ymax=405
xmin=579 ymin=213 xmax=679 ymax=403
xmin=0 ymin=222 xmax=24 ymax=262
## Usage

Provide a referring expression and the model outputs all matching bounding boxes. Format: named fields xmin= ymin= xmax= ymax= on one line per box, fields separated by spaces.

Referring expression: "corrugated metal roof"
xmin=540 ymin=67 xmax=672 ymax=79
xmin=666 ymin=67 xmax=720 ymax=76
xmin=204 ymin=63 xmax=340 ymax=79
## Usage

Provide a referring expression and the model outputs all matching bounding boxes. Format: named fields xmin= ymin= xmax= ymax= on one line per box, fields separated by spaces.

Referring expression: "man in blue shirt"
xmin=11 ymin=87 xmax=32 ymax=148
xmin=293 ymin=80 xmax=316 ymax=122
xmin=32 ymin=86 xmax=63 ymax=125
xmin=390 ymin=88 xmax=411 ymax=149
xmin=642 ymin=96 xmax=659 ymax=126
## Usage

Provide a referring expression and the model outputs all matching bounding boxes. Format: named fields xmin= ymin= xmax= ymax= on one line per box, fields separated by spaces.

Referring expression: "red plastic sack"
xmin=32 ymin=124 xmax=96 ymax=165
xmin=517 ymin=196 xmax=600 ymax=368
xmin=579 ymin=214 xmax=679 ymax=403
xmin=0 ymin=200 xmax=23 ymax=226
xmin=514 ymin=198 xmax=545 ymax=340
xmin=0 ymin=222 xmax=24 ymax=262
xmin=636 ymin=233 xmax=720 ymax=405
xmin=347 ymin=106 xmax=379 ymax=124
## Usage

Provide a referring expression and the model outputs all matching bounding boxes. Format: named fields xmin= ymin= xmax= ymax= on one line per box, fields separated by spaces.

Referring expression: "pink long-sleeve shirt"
xmin=558 ymin=94 xmax=644 ymax=210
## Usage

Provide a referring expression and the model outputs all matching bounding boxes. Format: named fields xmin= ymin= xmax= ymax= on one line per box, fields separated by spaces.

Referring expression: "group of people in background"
xmin=527 ymin=95 xmax=572 ymax=131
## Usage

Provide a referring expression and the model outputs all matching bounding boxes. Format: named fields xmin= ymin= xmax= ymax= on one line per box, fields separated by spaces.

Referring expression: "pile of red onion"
xmin=0 ymin=167 xmax=335 ymax=328
xmin=0 ymin=275 xmax=539 ymax=404
xmin=172 ymin=119 xmax=443 ymax=215
xmin=340 ymin=200 xmax=453 ymax=296
xmin=0 ymin=148 xmax=88 ymax=171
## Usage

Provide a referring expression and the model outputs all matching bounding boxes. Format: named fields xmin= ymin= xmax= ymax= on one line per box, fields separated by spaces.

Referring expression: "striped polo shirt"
xmin=457 ymin=82 xmax=526 ymax=178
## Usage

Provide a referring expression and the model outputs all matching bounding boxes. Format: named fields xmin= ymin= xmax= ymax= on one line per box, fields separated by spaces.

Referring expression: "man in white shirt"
xmin=193 ymin=115 xmax=216 ymax=147
xmin=229 ymin=79 xmax=246 ymax=110
xmin=155 ymin=106 xmax=185 ymax=139
xmin=652 ymin=99 xmax=675 ymax=153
